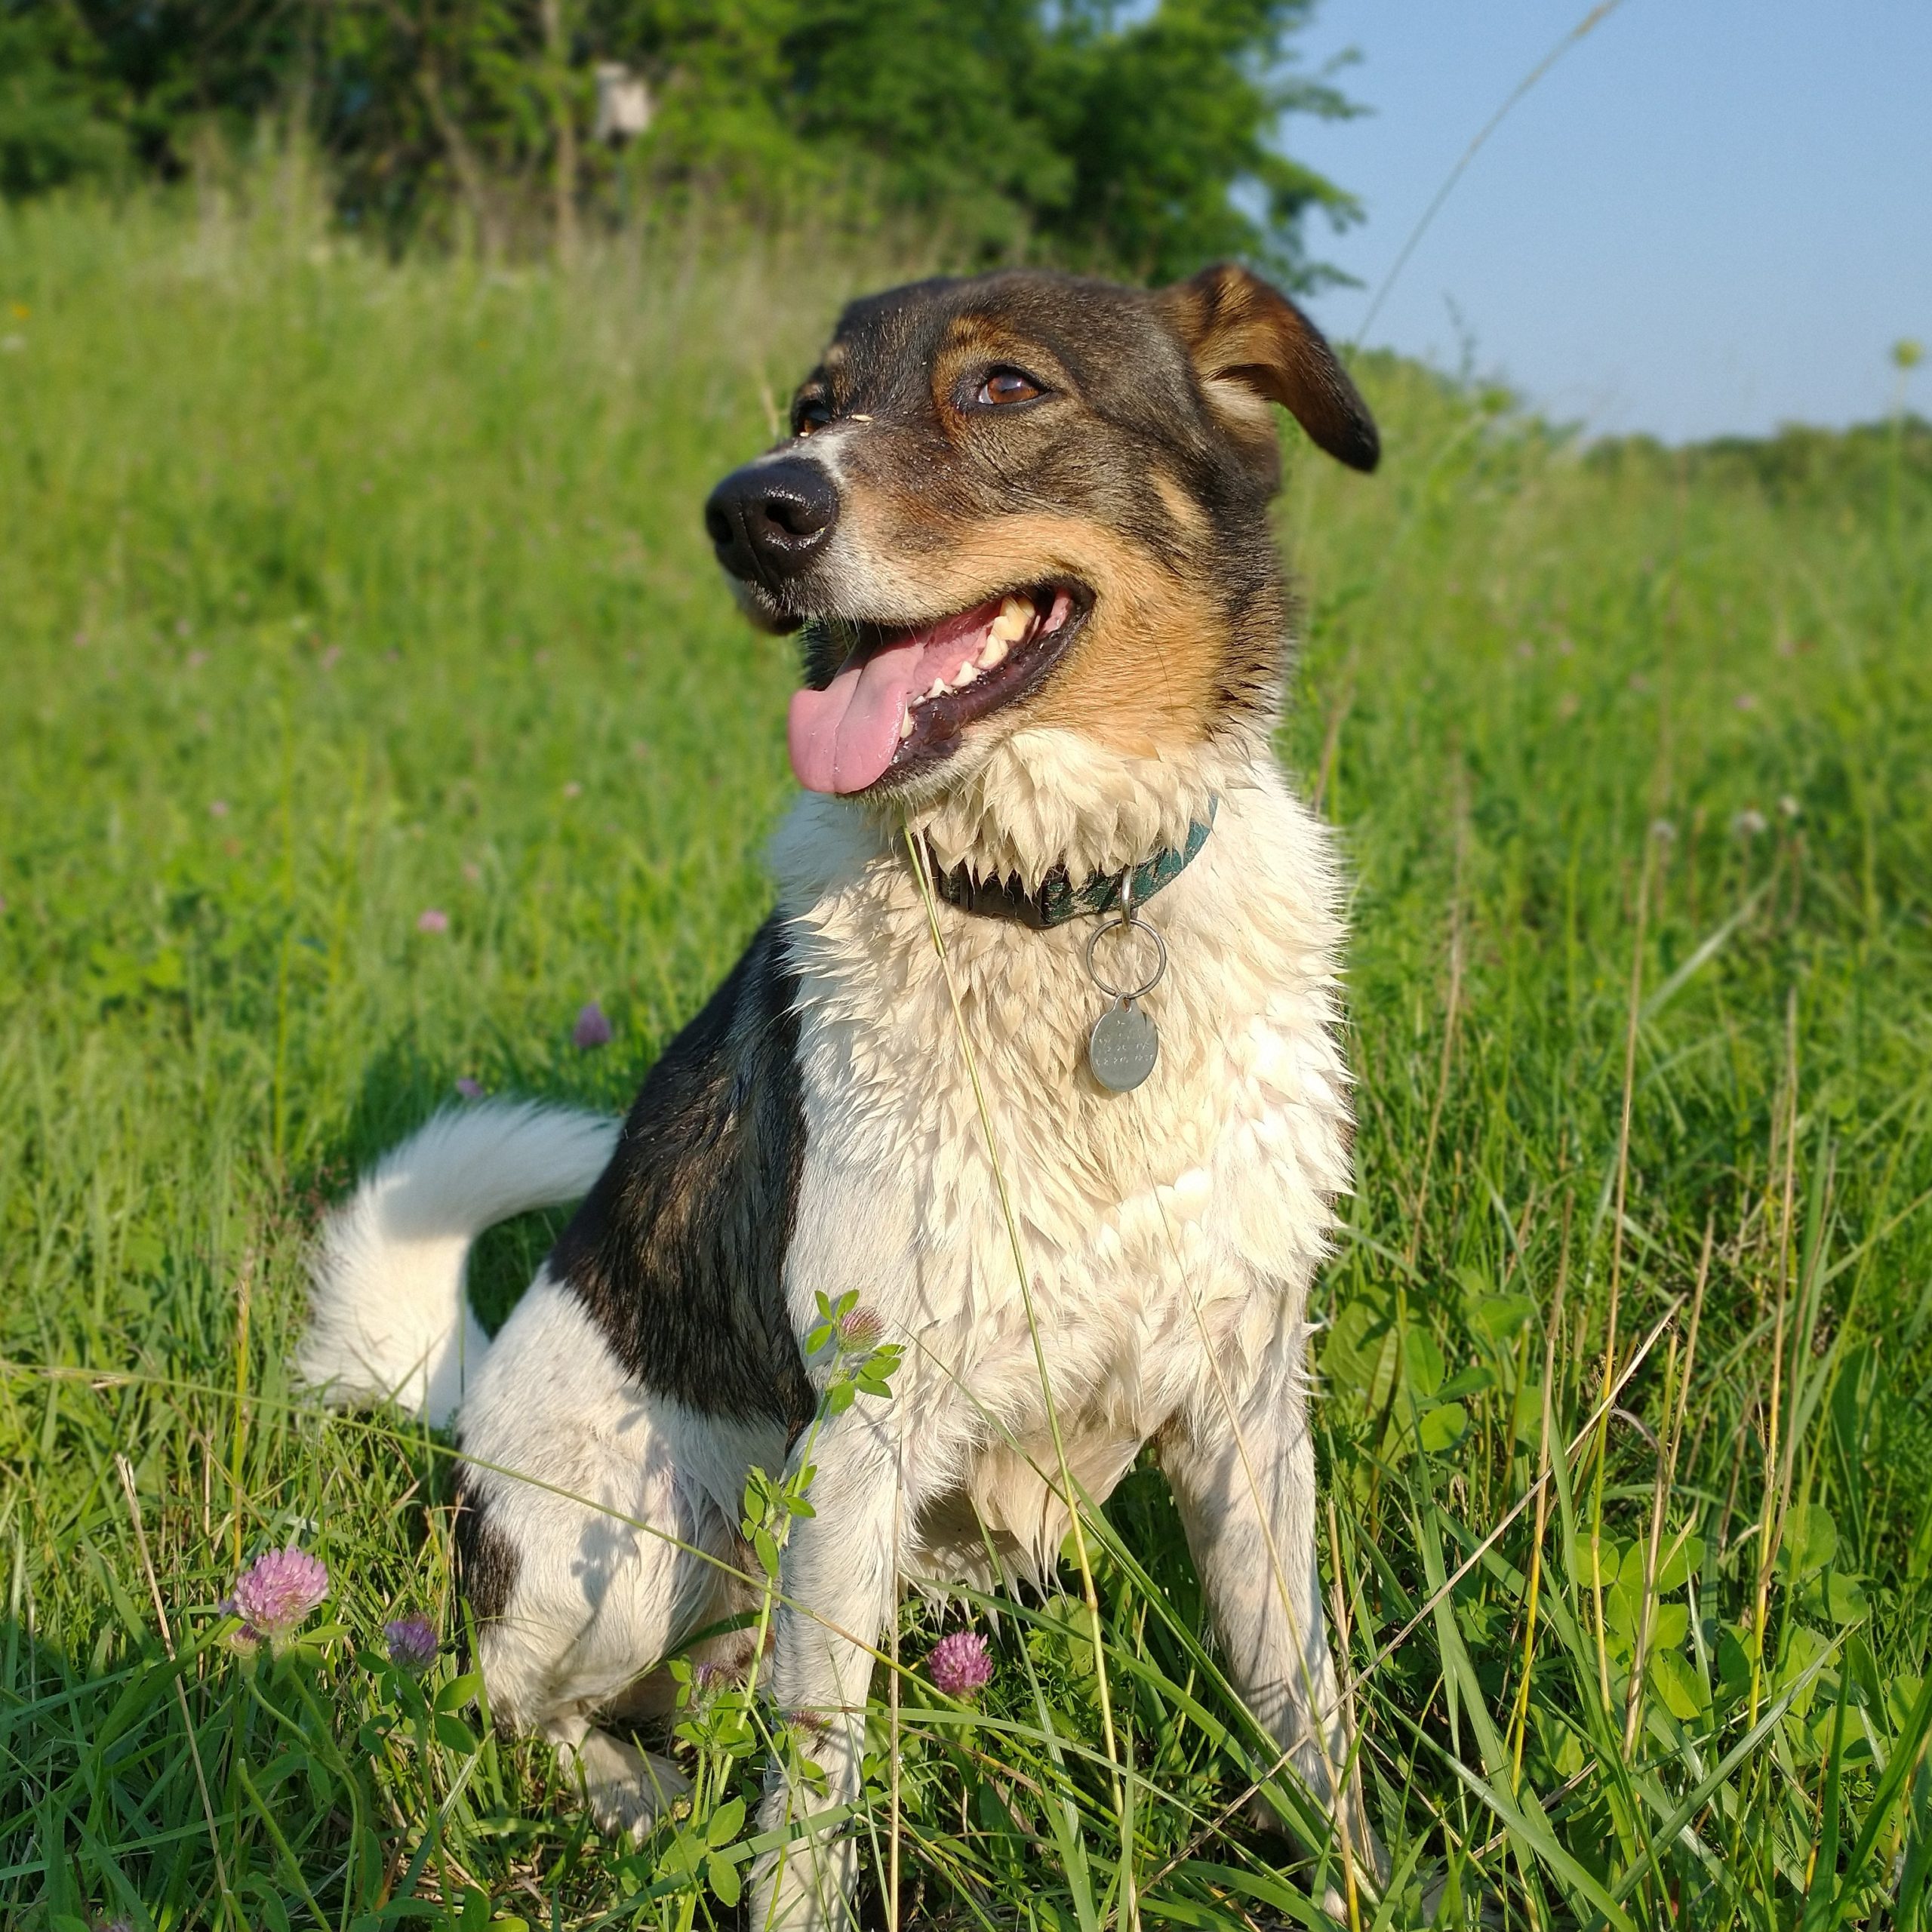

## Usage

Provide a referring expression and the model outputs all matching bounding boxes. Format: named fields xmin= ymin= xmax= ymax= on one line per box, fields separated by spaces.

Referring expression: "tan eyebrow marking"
xmin=1153 ymin=471 xmax=1206 ymax=536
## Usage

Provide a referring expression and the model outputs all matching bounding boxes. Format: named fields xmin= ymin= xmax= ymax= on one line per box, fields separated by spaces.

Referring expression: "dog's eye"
xmin=976 ymin=368 xmax=1043 ymax=407
xmin=792 ymin=398 xmax=832 ymax=437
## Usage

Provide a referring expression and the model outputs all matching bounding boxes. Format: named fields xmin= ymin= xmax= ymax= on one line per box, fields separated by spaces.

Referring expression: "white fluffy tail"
xmin=299 ymin=1100 xmax=619 ymax=1429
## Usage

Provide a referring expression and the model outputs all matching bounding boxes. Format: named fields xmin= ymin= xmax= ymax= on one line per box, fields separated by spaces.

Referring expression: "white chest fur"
xmin=770 ymin=740 xmax=1352 ymax=1577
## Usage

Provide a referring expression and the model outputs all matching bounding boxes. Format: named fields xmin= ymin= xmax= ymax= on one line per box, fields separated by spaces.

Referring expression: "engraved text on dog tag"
xmin=1088 ymin=1000 xmax=1158 ymax=1092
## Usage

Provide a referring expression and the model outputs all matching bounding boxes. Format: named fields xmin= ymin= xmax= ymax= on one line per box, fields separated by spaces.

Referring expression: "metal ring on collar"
xmin=1085 ymin=914 xmax=1167 ymax=1004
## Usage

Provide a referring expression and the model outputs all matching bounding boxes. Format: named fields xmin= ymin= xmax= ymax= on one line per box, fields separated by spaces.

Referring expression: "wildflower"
xmin=186 ymin=650 xmax=208 ymax=669
xmin=787 ymin=1708 xmax=832 ymax=1746
xmin=417 ymin=908 xmax=450 ymax=934
xmin=1731 ymin=808 xmax=1767 ymax=838
xmin=1734 ymin=691 xmax=1759 ymax=712
xmin=1649 ymin=819 xmax=1677 ymax=844
xmin=384 ymin=1615 xmax=438 ymax=1672
xmin=838 ymin=1307 xmax=883 ymax=1354
xmin=1778 ymin=794 xmax=1801 ymax=820
xmin=229 ymin=1546 xmax=328 ymax=1644
xmin=928 ymin=1631 xmax=993 ymax=1699
xmin=454 ymin=1077 xmax=484 ymax=1100
xmin=562 ymin=781 xmax=582 ymax=798
xmin=208 ymin=799 xmax=230 ymax=820
xmin=692 ymin=1656 xmax=749 ymax=1698
xmin=72 ymin=630 xmax=88 ymax=648
xmin=572 ymin=1001 xmax=613 ymax=1049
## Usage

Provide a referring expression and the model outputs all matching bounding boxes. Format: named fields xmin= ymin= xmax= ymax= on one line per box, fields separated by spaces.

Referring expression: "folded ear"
xmin=1156 ymin=262 xmax=1379 ymax=473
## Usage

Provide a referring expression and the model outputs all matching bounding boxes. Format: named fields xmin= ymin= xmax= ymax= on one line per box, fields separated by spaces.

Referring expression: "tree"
xmin=606 ymin=0 xmax=1361 ymax=285
xmin=0 ymin=0 xmax=126 ymax=197
xmin=17 ymin=0 xmax=1361 ymax=285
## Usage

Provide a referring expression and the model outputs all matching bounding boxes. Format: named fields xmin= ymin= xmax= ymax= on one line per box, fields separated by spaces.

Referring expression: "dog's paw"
xmin=560 ymin=1726 xmax=691 ymax=1841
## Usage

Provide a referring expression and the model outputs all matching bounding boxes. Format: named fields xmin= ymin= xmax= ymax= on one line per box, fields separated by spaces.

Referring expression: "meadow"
xmin=2 ymin=158 xmax=1929 ymax=1931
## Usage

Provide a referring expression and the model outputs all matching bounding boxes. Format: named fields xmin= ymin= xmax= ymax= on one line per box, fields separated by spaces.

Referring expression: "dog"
xmin=300 ymin=260 xmax=1381 ymax=1927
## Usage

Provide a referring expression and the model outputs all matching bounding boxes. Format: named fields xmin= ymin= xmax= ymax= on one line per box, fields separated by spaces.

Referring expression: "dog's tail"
xmin=298 ymin=1100 xmax=619 ymax=1429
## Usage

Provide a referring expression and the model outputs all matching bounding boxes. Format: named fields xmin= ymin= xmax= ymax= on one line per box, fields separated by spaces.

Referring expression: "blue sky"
xmin=1283 ymin=1 xmax=1931 ymax=442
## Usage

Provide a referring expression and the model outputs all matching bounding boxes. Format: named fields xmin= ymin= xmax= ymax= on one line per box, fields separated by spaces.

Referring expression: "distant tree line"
xmin=0 ymin=0 xmax=1363 ymax=283
xmin=1587 ymin=414 xmax=1932 ymax=508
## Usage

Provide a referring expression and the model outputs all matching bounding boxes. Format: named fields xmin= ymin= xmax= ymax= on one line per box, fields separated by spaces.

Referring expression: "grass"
xmin=2 ymin=160 xmax=1930 ymax=1931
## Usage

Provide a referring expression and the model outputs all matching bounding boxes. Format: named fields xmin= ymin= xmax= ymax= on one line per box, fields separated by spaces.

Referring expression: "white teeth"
xmin=977 ymin=633 xmax=1009 ymax=669
xmin=953 ymin=658 xmax=979 ymax=685
xmin=991 ymin=595 xmax=1032 ymax=642
xmin=899 ymin=709 xmax=914 ymax=740
xmin=924 ymin=678 xmax=948 ymax=700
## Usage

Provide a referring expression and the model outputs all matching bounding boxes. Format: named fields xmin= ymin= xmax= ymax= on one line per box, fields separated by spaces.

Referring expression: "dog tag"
xmin=1088 ymin=999 xmax=1158 ymax=1092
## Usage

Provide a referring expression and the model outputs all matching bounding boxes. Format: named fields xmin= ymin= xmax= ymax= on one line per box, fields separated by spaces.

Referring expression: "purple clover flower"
xmin=384 ymin=1615 xmax=438 ymax=1672
xmin=927 ymin=1630 xmax=992 ymax=1699
xmin=572 ymin=1001 xmax=613 ymax=1049
xmin=838 ymin=1307 xmax=883 ymax=1354
xmin=454 ymin=1076 xmax=484 ymax=1100
xmin=417 ymin=908 xmax=450 ymax=934
xmin=229 ymin=1546 xmax=328 ymax=1644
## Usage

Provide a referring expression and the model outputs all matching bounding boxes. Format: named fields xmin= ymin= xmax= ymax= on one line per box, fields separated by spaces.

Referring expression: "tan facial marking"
xmin=1152 ymin=471 xmax=1207 ymax=537
xmin=837 ymin=501 xmax=1240 ymax=755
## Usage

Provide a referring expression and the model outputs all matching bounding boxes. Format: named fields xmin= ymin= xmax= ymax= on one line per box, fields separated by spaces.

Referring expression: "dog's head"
xmin=705 ymin=263 xmax=1376 ymax=818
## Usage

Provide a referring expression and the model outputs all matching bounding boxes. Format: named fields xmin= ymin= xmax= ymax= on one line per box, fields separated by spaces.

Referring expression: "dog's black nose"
xmin=703 ymin=458 xmax=840 ymax=586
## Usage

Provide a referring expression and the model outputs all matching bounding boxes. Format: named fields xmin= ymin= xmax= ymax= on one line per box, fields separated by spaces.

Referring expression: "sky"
xmin=1283 ymin=1 xmax=1932 ymax=443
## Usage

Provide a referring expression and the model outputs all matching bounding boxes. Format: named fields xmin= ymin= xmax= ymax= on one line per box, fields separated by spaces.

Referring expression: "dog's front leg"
xmin=749 ymin=1409 xmax=902 ymax=1930
xmin=1160 ymin=1360 xmax=1385 ymax=1902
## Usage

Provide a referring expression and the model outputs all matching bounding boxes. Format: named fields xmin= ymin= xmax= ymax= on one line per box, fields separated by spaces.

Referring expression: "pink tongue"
xmin=787 ymin=601 xmax=1001 ymax=794
xmin=787 ymin=635 xmax=927 ymax=795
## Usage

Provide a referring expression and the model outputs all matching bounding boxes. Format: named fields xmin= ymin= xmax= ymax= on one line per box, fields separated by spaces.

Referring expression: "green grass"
xmin=2 ymin=165 xmax=1930 ymax=1931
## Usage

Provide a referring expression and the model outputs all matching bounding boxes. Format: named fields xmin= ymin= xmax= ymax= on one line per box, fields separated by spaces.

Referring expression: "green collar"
xmin=921 ymin=800 xmax=1217 ymax=929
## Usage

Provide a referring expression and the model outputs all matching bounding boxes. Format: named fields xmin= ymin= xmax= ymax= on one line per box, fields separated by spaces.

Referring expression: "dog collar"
xmin=919 ymin=799 xmax=1217 ymax=930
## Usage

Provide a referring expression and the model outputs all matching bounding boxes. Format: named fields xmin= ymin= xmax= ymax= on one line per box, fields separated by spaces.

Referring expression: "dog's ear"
xmin=1156 ymin=263 xmax=1379 ymax=474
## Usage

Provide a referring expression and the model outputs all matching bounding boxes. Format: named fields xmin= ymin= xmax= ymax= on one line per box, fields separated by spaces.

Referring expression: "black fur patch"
xmin=547 ymin=915 xmax=815 ymax=1439
xmin=453 ymin=1475 xmax=520 ymax=1627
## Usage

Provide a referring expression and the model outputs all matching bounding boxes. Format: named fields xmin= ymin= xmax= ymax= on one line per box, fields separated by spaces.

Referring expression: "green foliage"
xmin=18 ymin=0 xmax=1358 ymax=278
xmin=3 ymin=183 xmax=1931 ymax=1927
xmin=729 ymin=0 xmax=1361 ymax=281
xmin=1589 ymin=411 xmax=1932 ymax=509
xmin=0 ymin=0 xmax=126 ymax=196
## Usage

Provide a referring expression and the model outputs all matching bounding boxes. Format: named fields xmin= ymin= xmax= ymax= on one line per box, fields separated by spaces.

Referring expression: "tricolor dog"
xmin=301 ymin=261 xmax=1382 ymax=1925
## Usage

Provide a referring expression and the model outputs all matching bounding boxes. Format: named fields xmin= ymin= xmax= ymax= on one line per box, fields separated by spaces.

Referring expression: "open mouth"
xmin=786 ymin=583 xmax=1088 ymax=795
